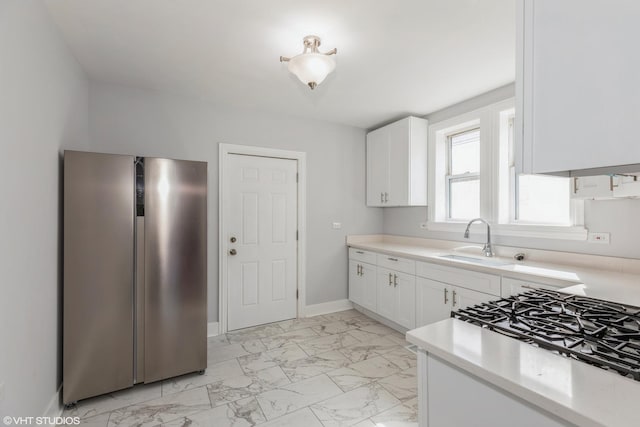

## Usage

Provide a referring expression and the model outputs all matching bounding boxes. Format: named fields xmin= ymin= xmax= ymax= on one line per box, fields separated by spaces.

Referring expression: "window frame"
xmin=445 ymin=127 xmax=481 ymax=221
xmin=427 ymin=98 xmax=587 ymax=240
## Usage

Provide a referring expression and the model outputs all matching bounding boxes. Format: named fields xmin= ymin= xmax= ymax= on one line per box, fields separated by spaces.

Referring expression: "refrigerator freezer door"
xmin=63 ymin=151 xmax=135 ymax=404
xmin=144 ymin=158 xmax=207 ymax=382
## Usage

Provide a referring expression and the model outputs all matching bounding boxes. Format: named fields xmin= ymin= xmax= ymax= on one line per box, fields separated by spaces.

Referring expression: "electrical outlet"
xmin=588 ymin=232 xmax=610 ymax=244
xmin=332 ymin=222 xmax=342 ymax=229
xmin=419 ymin=222 xmax=428 ymax=229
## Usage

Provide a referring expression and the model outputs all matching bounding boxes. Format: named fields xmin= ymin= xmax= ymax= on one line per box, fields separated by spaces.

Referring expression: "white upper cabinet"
xmin=366 ymin=116 xmax=428 ymax=206
xmin=516 ymin=0 xmax=640 ymax=175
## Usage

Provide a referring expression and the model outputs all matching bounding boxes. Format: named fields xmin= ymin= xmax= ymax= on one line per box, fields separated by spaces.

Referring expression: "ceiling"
xmin=44 ymin=0 xmax=515 ymax=129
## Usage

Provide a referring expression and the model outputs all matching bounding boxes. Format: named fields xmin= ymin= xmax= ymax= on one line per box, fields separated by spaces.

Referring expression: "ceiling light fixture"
xmin=280 ymin=35 xmax=337 ymax=90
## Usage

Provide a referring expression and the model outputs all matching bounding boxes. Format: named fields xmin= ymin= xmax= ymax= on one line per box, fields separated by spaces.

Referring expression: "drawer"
xmin=501 ymin=277 xmax=563 ymax=297
xmin=377 ymin=254 xmax=415 ymax=275
xmin=416 ymin=261 xmax=500 ymax=297
xmin=349 ymin=248 xmax=377 ymax=265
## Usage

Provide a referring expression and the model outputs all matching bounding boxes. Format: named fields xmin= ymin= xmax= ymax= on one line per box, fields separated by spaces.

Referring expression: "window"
xmin=446 ymin=128 xmax=480 ymax=220
xmin=504 ymin=114 xmax=572 ymax=226
xmin=428 ymin=99 xmax=586 ymax=239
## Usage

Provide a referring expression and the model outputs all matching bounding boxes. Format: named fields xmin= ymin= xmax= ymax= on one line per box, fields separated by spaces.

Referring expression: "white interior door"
xmin=225 ymin=154 xmax=298 ymax=331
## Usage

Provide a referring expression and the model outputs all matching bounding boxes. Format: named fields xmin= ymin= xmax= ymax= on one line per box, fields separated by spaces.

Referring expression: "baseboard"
xmin=305 ymin=299 xmax=353 ymax=318
xmin=42 ymin=385 xmax=63 ymax=426
xmin=207 ymin=321 xmax=220 ymax=337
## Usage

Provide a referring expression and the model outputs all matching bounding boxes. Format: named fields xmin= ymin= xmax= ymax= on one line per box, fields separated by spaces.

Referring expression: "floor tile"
xmin=163 ymin=396 xmax=265 ymax=427
xmin=380 ymin=347 xmax=417 ymax=371
xmin=206 ymin=366 xmax=291 ymax=407
xmin=208 ymin=342 xmax=252 ymax=365
xmin=162 ymin=358 xmax=244 ymax=396
xmin=70 ymin=411 xmax=111 ymax=427
xmin=227 ymin=324 xmax=285 ymax=343
xmin=276 ymin=315 xmax=328 ymax=332
xmin=351 ymin=420 xmax=376 ymax=427
xmin=386 ymin=331 xmax=410 ymax=346
xmin=298 ymin=332 xmax=361 ymax=356
xmin=377 ymin=368 xmax=417 ymax=401
xmin=256 ymin=374 xmax=342 ymax=420
xmin=107 ymin=386 xmax=211 ymax=427
xmin=355 ymin=323 xmax=397 ymax=337
xmin=260 ymin=327 xmax=319 ymax=350
xmin=207 ymin=334 xmax=230 ymax=346
xmin=237 ymin=344 xmax=308 ymax=373
xmin=339 ymin=336 xmax=400 ymax=363
xmin=62 ymin=382 xmax=162 ymax=420
xmin=327 ymin=356 xmax=402 ymax=392
xmin=322 ymin=309 xmax=365 ymax=322
xmin=280 ymin=350 xmax=351 ymax=382
xmin=369 ymin=398 xmax=418 ymax=427
xmin=310 ymin=382 xmax=400 ymax=426
xmin=257 ymin=407 xmax=323 ymax=427
xmin=311 ymin=320 xmax=358 ymax=336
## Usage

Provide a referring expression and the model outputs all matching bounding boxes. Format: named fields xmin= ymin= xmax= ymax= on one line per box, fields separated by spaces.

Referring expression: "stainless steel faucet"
xmin=464 ymin=218 xmax=494 ymax=257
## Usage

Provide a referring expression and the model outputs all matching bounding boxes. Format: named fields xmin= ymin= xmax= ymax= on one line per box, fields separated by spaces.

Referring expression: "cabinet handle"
xmin=444 ymin=288 xmax=448 ymax=304
xmin=393 ymin=274 xmax=398 ymax=287
xmin=388 ymin=273 xmax=393 ymax=286
xmin=356 ymin=264 xmax=360 ymax=275
xmin=452 ymin=290 xmax=457 ymax=307
xmin=381 ymin=192 xmax=384 ymax=203
xmin=573 ymin=177 xmax=578 ymax=194
xmin=384 ymin=192 xmax=389 ymax=203
xmin=355 ymin=250 xmax=364 ymax=254
xmin=387 ymin=257 xmax=398 ymax=262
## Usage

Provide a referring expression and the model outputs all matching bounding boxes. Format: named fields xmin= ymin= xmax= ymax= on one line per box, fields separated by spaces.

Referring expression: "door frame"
xmin=218 ymin=143 xmax=307 ymax=334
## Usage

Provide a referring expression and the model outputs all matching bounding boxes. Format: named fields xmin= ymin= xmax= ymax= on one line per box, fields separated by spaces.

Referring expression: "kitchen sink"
xmin=437 ymin=254 xmax=512 ymax=267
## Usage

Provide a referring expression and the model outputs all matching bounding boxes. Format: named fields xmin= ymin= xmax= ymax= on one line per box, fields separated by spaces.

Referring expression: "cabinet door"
xmin=360 ymin=262 xmax=378 ymax=312
xmin=519 ymin=0 xmax=640 ymax=174
xmin=451 ymin=286 xmax=496 ymax=311
xmin=366 ymin=128 xmax=389 ymax=206
xmin=348 ymin=261 xmax=363 ymax=306
xmin=377 ymin=268 xmax=396 ymax=320
xmin=416 ymin=277 xmax=452 ymax=327
xmin=387 ymin=119 xmax=410 ymax=206
xmin=394 ymin=271 xmax=416 ymax=329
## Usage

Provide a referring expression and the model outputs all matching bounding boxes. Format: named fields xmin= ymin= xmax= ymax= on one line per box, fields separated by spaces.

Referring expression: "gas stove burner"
xmin=452 ymin=289 xmax=640 ymax=381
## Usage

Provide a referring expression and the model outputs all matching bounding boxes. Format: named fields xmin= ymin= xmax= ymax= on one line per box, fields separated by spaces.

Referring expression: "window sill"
xmin=426 ymin=221 xmax=588 ymax=241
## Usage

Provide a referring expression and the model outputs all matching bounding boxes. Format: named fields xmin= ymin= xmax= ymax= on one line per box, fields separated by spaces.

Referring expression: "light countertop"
xmin=347 ymin=235 xmax=640 ymax=307
xmin=406 ymin=319 xmax=640 ymax=427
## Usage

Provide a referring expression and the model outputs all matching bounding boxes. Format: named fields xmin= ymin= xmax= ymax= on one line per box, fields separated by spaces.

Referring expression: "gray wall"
xmin=0 ymin=0 xmax=89 ymax=418
xmin=383 ymin=83 xmax=640 ymax=259
xmin=87 ymin=81 xmax=384 ymax=322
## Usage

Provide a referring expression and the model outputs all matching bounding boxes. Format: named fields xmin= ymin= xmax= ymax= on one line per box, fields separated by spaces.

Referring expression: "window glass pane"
xmin=450 ymin=129 xmax=480 ymax=175
xmin=449 ymin=179 xmax=480 ymax=220
xmin=517 ymin=175 xmax=571 ymax=224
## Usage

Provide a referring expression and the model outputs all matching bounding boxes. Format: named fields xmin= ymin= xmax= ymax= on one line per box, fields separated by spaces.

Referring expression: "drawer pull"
xmin=355 ymin=250 xmax=365 ymax=254
xmin=444 ymin=288 xmax=448 ymax=304
xmin=388 ymin=273 xmax=393 ymax=286
xmin=387 ymin=257 xmax=398 ymax=262
xmin=452 ymin=290 xmax=457 ymax=307
xmin=393 ymin=274 xmax=398 ymax=287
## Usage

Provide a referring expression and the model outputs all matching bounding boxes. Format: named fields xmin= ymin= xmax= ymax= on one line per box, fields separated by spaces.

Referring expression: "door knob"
xmin=229 ymin=249 xmax=237 ymax=255
xmin=230 ymin=236 xmax=237 ymax=243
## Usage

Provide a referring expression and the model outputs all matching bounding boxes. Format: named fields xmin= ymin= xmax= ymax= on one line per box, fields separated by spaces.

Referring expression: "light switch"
xmin=332 ymin=222 xmax=342 ymax=229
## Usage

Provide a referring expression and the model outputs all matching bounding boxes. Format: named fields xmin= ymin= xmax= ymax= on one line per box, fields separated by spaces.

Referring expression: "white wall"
xmin=0 ymin=0 xmax=89 ymax=418
xmin=88 ymin=81 xmax=383 ymax=321
xmin=383 ymin=84 xmax=640 ymax=259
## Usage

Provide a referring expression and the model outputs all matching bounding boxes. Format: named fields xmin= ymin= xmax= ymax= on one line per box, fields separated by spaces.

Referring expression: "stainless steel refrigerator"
xmin=63 ymin=151 xmax=207 ymax=405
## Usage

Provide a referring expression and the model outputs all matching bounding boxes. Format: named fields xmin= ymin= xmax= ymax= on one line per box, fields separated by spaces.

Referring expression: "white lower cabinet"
xmin=416 ymin=277 xmax=496 ymax=327
xmin=416 ymin=278 xmax=451 ymax=327
xmin=348 ymin=259 xmax=377 ymax=312
xmin=377 ymin=267 xmax=416 ymax=329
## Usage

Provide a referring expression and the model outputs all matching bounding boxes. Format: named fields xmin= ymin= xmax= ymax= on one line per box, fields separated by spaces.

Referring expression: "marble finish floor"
xmin=63 ymin=309 xmax=417 ymax=427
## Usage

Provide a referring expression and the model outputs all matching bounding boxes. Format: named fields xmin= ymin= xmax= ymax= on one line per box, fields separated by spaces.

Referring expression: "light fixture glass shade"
xmin=287 ymin=53 xmax=336 ymax=88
